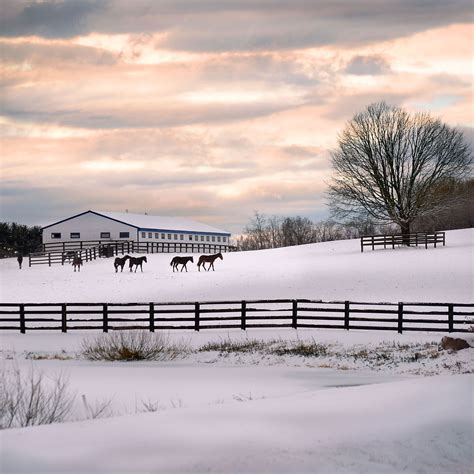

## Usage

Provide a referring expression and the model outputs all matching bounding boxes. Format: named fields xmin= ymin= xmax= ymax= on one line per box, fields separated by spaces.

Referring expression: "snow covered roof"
xmin=43 ymin=210 xmax=231 ymax=235
xmin=99 ymin=211 xmax=230 ymax=235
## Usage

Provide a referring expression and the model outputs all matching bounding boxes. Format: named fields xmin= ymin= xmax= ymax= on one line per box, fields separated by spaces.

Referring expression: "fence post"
xmin=344 ymin=301 xmax=350 ymax=330
xmin=194 ymin=303 xmax=200 ymax=332
xmin=61 ymin=304 xmax=67 ymax=333
xmin=425 ymin=234 xmax=428 ymax=249
xmin=448 ymin=304 xmax=454 ymax=333
xmin=292 ymin=300 xmax=298 ymax=329
xmin=149 ymin=302 xmax=155 ymax=332
xmin=360 ymin=238 xmax=363 ymax=253
xmin=103 ymin=304 xmax=108 ymax=333
xmin=397 ymin=303 xmax=403 ymax=334
xmin=48 ymin=253 xmax=51 ymax=266
xmin=29 ymin=255 xmax=32 ymax=267
xmin=241 ymin=301 xmax=246 ymax=330
xmin=19 ymin=304 xmax=26 ymax=334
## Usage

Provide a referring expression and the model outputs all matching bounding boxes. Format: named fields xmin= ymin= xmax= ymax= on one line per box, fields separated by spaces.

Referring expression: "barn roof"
xmin=43 ymin=210 xmax=231 ymax=235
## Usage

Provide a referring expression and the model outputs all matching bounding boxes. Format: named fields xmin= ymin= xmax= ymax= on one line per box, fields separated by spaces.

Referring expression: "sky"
xmin=0 ymin=0 xmax=473 ymax=233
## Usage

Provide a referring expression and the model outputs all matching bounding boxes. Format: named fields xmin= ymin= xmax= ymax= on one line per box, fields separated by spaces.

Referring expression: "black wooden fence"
xmin=0 ymin=299 xmax=472 ymax=334
xmin=28 ymin=247 xmax=99 ymax=267
xmin=42 ymin=239 xmax=236 ymax=254
xmin=361 ymin=232 xmax=445 ymax=252
xmin=31 ymin=240 xmax=236 ymax=266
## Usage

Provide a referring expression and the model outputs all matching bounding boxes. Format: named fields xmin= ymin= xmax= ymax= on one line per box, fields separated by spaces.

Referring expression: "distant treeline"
xmin=236 ymin=179 xmax=474 ymax=251
xmin=0 ymin=222 xmax=42 ymax=257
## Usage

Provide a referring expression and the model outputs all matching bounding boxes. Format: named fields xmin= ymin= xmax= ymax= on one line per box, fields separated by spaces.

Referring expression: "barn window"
xmin=51 ymin=233 xmax=61 ymax=239
xmin=101 ymin=232 xmax=111 ymax=239
xmin=161 ymin=233 xmax=165 ymax=239
xmin=70 ymin=232 xmax=80 ymax=239
xmin=206 ymin=236 xmax=210 ymax=242
xmin=189 ymin=235 xmax=193 ymax=241
xmin=201 ymin=235 xmax=204 ymax=241
xmin=141 ymin=232 xmax=146 ymax=238
xmin=180 ymin=234 xmax=184 ymax=240
xmin=120 ymin=232 xmax=130 ymax=238
xmin=217 ymin=236 xmax=221 ymax=242
xmin=223 ymin=237 xmax=227 ymax=242
xmin=154 ymin=233 xmax=159 ymax=239
xmin=148 ymin=232 xmax=152 ymax=239
xmin=167 ymin=234 xmax=171 ymax=239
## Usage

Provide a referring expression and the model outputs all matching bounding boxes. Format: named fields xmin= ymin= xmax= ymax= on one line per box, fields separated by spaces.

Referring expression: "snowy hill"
xmin=1 ymin=228 xmax=472 ymax=303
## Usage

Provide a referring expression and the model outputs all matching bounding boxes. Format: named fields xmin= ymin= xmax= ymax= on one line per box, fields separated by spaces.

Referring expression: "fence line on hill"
xmin=360 ymin=232 xmax=445 ymax=252
xmin=30 ymin=241 xmax=236 ymax=266
xmin=0 ymin=299 xmax=472 ymax=334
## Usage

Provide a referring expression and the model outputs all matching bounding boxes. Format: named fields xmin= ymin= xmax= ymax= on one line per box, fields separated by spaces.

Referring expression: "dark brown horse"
xmin=72 ymin=255 xmax=83 ymax=272
xmin=62 ymin=251 xmax=75 ymax=264
xmin=129 ymin=256 xmax=147 ymax=272
xmin=114 ymin=255 xmax=130 ymax=272
xmin=17 ymin=255 xmax=23 ymax=269
xmin=170 ymin=256 xmax=194 ymax=272
xmin=197 ymin=252 xmax=223 ymax=272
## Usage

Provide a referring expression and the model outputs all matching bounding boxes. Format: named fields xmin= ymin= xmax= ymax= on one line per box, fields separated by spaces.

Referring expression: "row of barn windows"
xmin=50 ymin=231 xmax=226 ymax=242
xmin=51 ymin=232 xmax=129 ymax=239
xmin=141 ymin=232 xmax=226 ymax=243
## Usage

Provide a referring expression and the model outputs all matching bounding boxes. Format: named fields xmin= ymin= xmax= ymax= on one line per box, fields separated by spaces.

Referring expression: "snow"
xmin=1 ymin=374 xmax=472 ymax=473
xmin=0 ymin=228 xmax=472 ymax=304
xmin=90 ymin=210 xmax=230 ymax=235
xmin=0 ymin=229 xmax=473 ymax=473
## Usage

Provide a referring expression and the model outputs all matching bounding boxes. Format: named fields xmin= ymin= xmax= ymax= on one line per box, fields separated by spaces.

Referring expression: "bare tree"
xmin=328 ymin=102 xmax=472 ymax=239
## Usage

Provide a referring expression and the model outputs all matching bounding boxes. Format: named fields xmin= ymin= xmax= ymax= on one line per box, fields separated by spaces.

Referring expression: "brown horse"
xmin=197 ymin=252 xmax=223 ymax=272
xmin=129 ymin=256 xmax=147 ymax=272
xmin=114 ymin=255 xmax=130 ymax=272
xmin=62 ymin=251 xmax=75 ymax=264
xmin=170 ymin=256 xmax=194 ymax=272
xmin=72 ymin=255 xmax=83 ymax=272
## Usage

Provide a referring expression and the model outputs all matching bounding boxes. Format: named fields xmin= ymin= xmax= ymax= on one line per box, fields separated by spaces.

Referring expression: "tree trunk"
xmin=400 ymin=221 xmax=410 ymax=246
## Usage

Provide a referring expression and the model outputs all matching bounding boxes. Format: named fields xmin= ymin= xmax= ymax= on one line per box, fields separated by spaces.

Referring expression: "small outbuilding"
xmin=42 ymin=210 xmax=231 ymax=247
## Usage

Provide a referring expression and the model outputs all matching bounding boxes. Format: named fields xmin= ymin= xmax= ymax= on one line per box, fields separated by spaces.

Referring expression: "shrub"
xmin=81 ymin=331 xmax=189 ymax=361
xmin=0 ymin=365 xmax=75 ymax=429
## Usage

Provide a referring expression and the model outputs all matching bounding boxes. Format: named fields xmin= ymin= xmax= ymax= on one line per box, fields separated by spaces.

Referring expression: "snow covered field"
xmin=1 ymin=230 xmax=473 ymax=473
xmin=1 ymin=228 xmax=472 ymax=303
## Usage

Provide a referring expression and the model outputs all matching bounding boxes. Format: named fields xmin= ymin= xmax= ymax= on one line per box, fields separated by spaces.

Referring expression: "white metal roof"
xmin=96 ymin=211 xmax=231 ymax=235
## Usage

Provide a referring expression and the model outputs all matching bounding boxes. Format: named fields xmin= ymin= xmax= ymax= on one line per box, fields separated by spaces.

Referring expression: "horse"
xmin=72 ymin=255 xmax=83 ymax=272
xmin=62 ymin=251 xmax=75 ymax=264
xmin=197 ymin=252 xmax=223 ymax=272
xmin=114 ymin=255 xmax=130 ymax=272
xmin=170 ymin=256 xmax=194 ymax=272
xmin=17 ymin=255 xmax=23 ymax=269
xmin=129 ymin=256 xmax=147 ymax=272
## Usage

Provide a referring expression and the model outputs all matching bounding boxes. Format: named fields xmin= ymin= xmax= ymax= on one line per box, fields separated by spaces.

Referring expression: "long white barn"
xmin=42 ymin=210 xmax=231 ymax=246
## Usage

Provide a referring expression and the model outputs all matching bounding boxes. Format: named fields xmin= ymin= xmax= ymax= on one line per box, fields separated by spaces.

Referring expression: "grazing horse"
xmin=170 ymin=256 xmax=194 ymax=272
xmin=17 ymin=255 xmax=23 ymax=269
xmin=129 ymin=256 xmax=147 ymax=272
xmin=62 ymin=251 xmax=75 ymax=264
xmin=114 ymin=255 xmax=130 ymax=272
xmin=197 ymin=252 xmax=223 ymax=272
xmin=72 ymin=255 xmax=83 ymax=272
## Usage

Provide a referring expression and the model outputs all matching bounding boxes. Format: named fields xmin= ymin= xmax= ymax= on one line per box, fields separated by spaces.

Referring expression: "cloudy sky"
xmin=1 ymin=0 xmax=472 ymax=233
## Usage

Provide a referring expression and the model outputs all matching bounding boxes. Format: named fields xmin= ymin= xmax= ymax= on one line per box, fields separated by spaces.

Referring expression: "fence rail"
xmin=28 ymin=247 xmax=99 ymax=267
xmin=31 ymin=241 xmax=236 ymax=266
xmin=361 ymin=232 xmax=445 ymax=252
xmin=42 ymin=239 xmax=236 ymax=254
xmin=1 ymin=299 xmax=472 ymax=334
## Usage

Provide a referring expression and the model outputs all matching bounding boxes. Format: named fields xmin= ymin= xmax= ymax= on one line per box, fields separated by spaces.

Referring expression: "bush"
xmin=81 ymin=331 xmax=189 ymax=361
xmin=0 ymin=365 xmax=75 ymax=429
